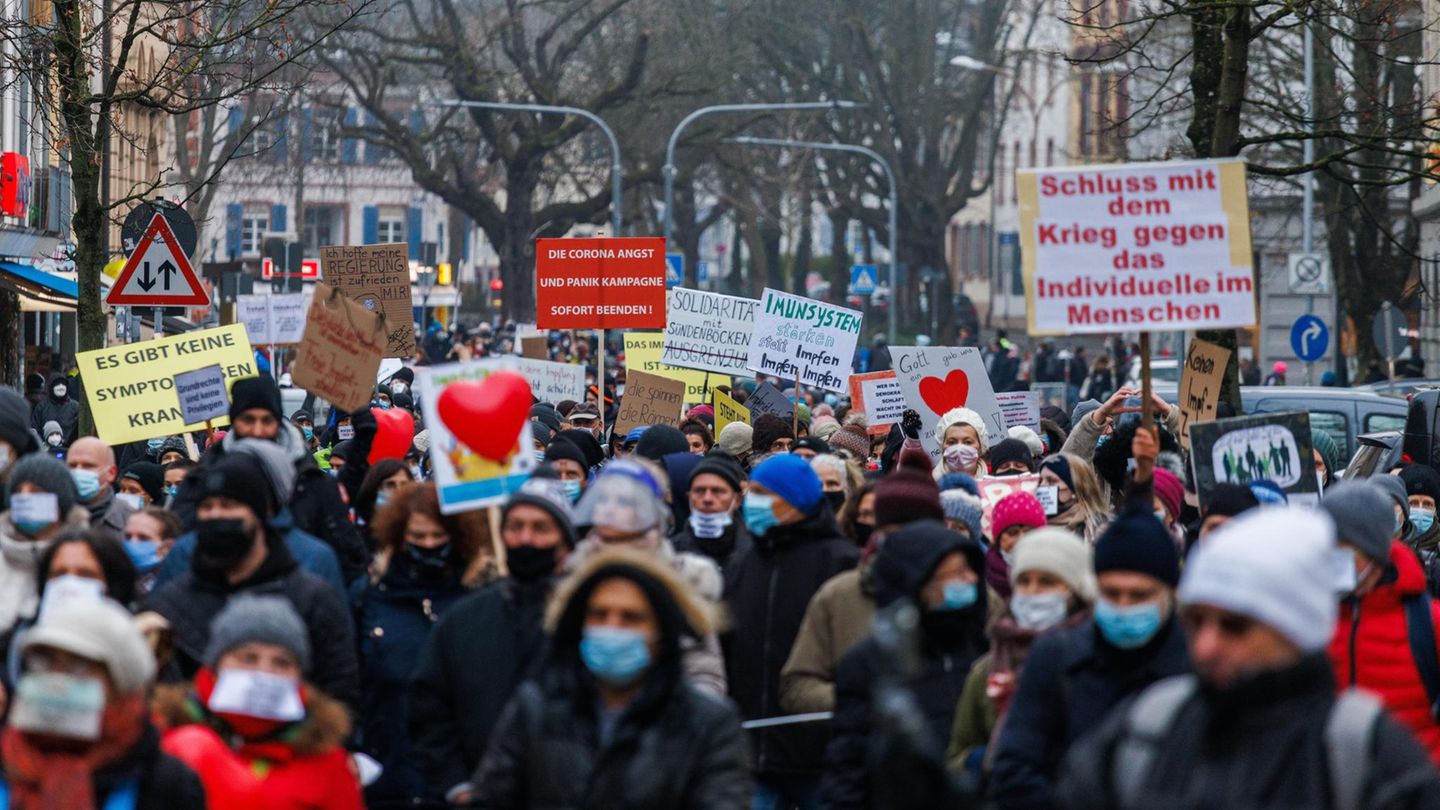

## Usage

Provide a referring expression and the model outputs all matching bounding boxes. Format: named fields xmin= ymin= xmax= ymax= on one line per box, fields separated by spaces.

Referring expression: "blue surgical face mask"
xmin=164 ymin=485 xmax=178 ymax=499
xmin=563 ymin=479 xmax=583 ymax=503
xmin=146 ymin=438 xmax=165 ymax=453
xmin=1094 ymin=598 xmax=1165 ymax=649
xmin=123 ymin=539 xmax=163 ymax=573
xmin=302 ymin=427 xmax=314 ymax=442
xmin=376 ymin=491 xmax=390 ymax=509
xmin=533 ymin=450 xmax=546 ymax=463
xmin=69 ymin=469 xmax=100 ymax=501
xmin=579 ymin=626 xmax=651 ymax=686
xmin=1413 ymin=507 xmax=1436 ymax=535
xmin=938 ymin=580 xmax=978 ymax=611
xmin=742 ymin=493 xmax=780 ymax=537
xmin=1011 ymin=591 xmax=1070 ymax=630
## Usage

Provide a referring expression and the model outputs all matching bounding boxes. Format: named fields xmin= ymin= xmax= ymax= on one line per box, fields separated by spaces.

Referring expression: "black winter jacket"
xmin=1059 ymin=654 xmax=1440 ymax=810
xmin=143 ymin=536 xmax=360 ymax=709
xmin=29 ymin=375 xmax=78 ymax=445
xmin=353 ymin=554 xmax=473 ymax=809
xmin=722 ymin=505 xmax=858 ymax=778
xmin=407 ymin=577 xmax=553 ymax=792
xmin=471 ymin=678 xmax=750 ymax=809
xmin=671 ymin=520 xmax=752 ymax=572
xmin=988 ymin=615 xmax=1190 ymax=810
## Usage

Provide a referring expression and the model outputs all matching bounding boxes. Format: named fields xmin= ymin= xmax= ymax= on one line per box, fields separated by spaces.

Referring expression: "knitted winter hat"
xmin=934 ymin=407 xmax=990 ymax=450
xmin=752 ymin=414 xmax=795 ymax=455
xmin=203 ymin=595 xmax=312 ymax=673
xmin=1010 ymin=527 xmax=1096 ymax=602
xmin=874 ymin=450 xmax=943 ymax=527
xmin=228 ymin=375 xmax=283 ymax=422
xmin=828 ymin=424 xmax=871 ymax=458
xmin=991 ymin=491 xmax=1046 ymax=538
xmin=987 ymin=439 xmax=1035 ymax=474
xmin=25 ymin=598 xmax=155 ymax=694
xmin=750 ymin=454 xmax=823 ymax=514
xmin=941 ymin=489 xmax=984 ymax=541
xmin=6 ymin=454 xmax=77 ymax=515
xmin=717 ymin=423 xmax=753 ymax=458
xmin=1094 ymin=504 xmax=1181 ymax=587
xmin=1321 ymin=480 xmax=1396 ymax=562
xmin=1152 ymin=469 xmax=1184 ymax=520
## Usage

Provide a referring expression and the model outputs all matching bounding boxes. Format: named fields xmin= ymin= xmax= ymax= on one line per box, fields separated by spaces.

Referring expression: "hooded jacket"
xmin=1058 ymin=655 xmax=1440 ymax=810
xmin=723 ymin=502 xmax=858 ymax=778
xmin=779 ymin=567 xmax=876 ymax=714
xmin=170 ymin=420 xmax=368 ymax=582
xmin=819 ymin=523 xmax=989 ymax=810
xmin=29 ymin=375 xmax=78 ymax=446
xmin=0 ymin=506 xmax=91 ymax=630
xmin=988 ymin=612 xmax=1190 ymax=810
xmin=468 ymin=550 xmax=750 ymax=809
xmin=1328 ymin=539 xmax=1440 ymax=764
xmin=154 ymin=680 xmax=362 ymax=810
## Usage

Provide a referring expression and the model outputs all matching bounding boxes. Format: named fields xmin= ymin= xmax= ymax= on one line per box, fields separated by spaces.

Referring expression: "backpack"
xmin=1403 ymin=590 xmax=1440 ymax=723
xmin=1112 ymin=675 xmax=1381 ymax=810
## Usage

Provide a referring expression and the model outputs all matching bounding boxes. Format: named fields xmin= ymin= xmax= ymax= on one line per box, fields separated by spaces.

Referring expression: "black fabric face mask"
xmin=194 ymin=519 xmax=253 ymax=577
xmin=852 ymin=522 xmax=875 ymax=547
xmin=506 ymin=545 xmax=558 ymax=583
xmin=825 ymin=490 xmax=847 ymax=512
xmin=406 ymin=542 xmax=452 ymax=579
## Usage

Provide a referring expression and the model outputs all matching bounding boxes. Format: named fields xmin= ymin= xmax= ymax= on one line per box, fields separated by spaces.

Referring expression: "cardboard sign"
xmin=613 ymin=369 xmax=686 ymax=438
xmin=1177 ymin=337 xmax=1232 ymax=450
xmin=662 ymin=288 xmax=758 ymax=375
xmin=1016 ymin=159 xmax=1256 ymax=335
xmin=622 ymin=332 xmax=728 ymax=401
xmin=745 ymin=381 xmax=794 ymax=422
xmin=535 ymin=237 xmax=666 ymax=329
xmin=1189 ymin=411 xmax=1319 ymax=508
xmin=890 ymin=346 xmax=1006 ymax=465
xmin=520 ymin=335 xmax=548 ymax=360
xmin=415 ymin=360 xmax=538 ymax=514
xmin=291 ymin=283 xmax=386 ymax=412
xmin=236 ymin=293 xmax=308 ymax=346
xmin=746 ymin=287 xmax=863 ymax=393
xmin=996 ymin=391 xmax=1041 ymax=432
xmin=173 ymin=364 xmax=229 ymax=425
xmin=75 ymin=324 xmax=256 ymax=444
xmin=714 ymin=389 xmax=750 ymax=437
xmin=976 ymin=474 xmax=1042 ymax=539
xmin=319 ymin=244 xmax=414 ymax=357
xmin=849 ymin=371 xmax=906 ymax=435
xmin=514 ymin=358 xmax=586 ymax=404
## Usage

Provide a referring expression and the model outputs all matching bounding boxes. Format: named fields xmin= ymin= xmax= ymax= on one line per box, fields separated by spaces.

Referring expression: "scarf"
xmin=191 ymin=668 xmax=309 ymax=764
xmin=986 ymin=609 xmax=1092 ymax=717
xmin=2 ymin=694 xmax=146 ymax=810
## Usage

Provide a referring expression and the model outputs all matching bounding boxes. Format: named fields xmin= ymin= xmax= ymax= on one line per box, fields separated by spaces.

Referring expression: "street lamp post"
xmin=663 ymin=102 xmax=859 ymax=261
xmin=728 ymin=136 xmax=899 ymax=346
xmin=439 ymin=99 xmax=621 ymax=426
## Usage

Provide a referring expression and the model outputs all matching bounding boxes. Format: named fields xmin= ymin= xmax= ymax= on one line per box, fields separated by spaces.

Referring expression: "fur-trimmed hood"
xmin=151 ymin=681 xmax=351 ymax=757
xmin=545 ymin=546 xmax=715 ymax=639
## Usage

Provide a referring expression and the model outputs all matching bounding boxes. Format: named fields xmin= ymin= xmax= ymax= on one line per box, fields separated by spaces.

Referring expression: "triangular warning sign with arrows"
xmin=106 ymin=214 xmax=209 ymax=306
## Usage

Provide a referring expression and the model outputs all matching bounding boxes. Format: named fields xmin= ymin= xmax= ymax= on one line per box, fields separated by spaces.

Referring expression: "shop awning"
xmin=0 ymin=261 xmax=78 ymax=312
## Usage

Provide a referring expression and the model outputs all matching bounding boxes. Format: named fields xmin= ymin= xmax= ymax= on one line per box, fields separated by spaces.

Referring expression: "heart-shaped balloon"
xmin=368 ymin=406 xmax=415 ymax=465
xmin=918 ymin=369 xmax=971 ymax=416
xmin=437 ymin=372 xmax=533 ymax=461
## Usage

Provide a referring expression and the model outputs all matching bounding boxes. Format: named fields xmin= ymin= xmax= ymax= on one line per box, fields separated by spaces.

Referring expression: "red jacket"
xmin=1327 ymin=539 xmax=1440 ymax=763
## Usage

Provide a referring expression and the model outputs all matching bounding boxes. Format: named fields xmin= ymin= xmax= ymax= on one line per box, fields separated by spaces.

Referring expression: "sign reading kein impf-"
xmin=1016 ymin=159 xmax=1255 ymax=335
xmin=536 ymin=237 xmax=666 ymax=329
xmin=106 ymin=214 xmax=209 ymax=306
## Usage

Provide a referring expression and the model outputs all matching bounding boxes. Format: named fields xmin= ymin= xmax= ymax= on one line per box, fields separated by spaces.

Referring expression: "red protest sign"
xmin=536 ymin=237 xmax=666 ymax=329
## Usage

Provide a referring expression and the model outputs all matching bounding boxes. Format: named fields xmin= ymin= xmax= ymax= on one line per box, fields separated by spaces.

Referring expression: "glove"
xmin=901 ymin=409 xmax=922 ymax=441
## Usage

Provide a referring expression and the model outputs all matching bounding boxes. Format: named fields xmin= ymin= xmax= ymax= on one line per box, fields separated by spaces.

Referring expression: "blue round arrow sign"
xmin=1290 ymin=314 xmax=1329 ymax=362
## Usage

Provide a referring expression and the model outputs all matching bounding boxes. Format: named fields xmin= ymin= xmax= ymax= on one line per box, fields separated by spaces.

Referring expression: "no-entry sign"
xmin=536 ymin=237 xmax=666 ymax=329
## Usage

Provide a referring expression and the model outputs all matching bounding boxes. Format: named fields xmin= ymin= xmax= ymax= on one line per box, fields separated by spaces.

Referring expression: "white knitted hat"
xmin=934 ymin=407 xmax=990 ymax=450
xmin=1010 ymin=527 xmax=1096 ymax=602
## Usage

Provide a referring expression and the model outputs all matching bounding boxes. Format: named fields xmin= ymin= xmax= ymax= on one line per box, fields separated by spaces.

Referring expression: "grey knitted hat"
xmin=1321 ymin=480 xmax=1396 ymax=563
xmin=6 ymin=454 xmax=78 ymax=515
xmin=203 ymin=595 xmax=312 ymax=674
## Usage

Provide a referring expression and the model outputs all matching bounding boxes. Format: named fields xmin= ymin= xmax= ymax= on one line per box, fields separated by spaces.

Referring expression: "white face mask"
xmin=39 ymin=574 xmax=105 ymax=620
xmin=116 ymin=493 xmax=145 ymax=511
xmin=0 ymin=444 xmax=10 ymax=474
xmin=10 ymin=672 xmax=105 ymax=740
xmin=52 ymin=385 xmax=66 ymax=398
xmin=391 ymin=381 xmax=408 ymax=395
xmin=1011 ymin=591 xmax=1070 ymax=630
xmin=207 ymin=668 xmax=306 ymax=722
xmin=1330 ymin=548 xmax=1359 ymax=593
xmin=688 ymin=510 xmax=733 ymax=539
xmin=944 ymin=443 xmax=980 ymax=472
xmin=337 ymin=424 xmax=354 ymax=441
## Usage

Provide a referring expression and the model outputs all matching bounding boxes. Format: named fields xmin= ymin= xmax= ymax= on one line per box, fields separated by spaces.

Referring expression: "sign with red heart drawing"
xmin=891 ymin=346 xmax=1006 ymax=467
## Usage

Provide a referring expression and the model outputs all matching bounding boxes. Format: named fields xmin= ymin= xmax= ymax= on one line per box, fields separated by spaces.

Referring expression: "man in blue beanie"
xmin=724 ymin=453 xmax=858 ymax=808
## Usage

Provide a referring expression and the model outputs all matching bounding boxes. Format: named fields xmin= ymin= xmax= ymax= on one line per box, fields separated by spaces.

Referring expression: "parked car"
xmin=1357 ymin=379 xmax=1440 ymax=399
xmin=1151 ymin=385 xmax=1406 ymax=461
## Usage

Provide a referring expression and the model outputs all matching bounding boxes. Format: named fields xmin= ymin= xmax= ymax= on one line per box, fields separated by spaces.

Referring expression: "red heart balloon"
xmin=368 ymin=406 xmax=415 ymax=465
xmin=918 ymin=369 xmax=971 ymax=416
xmin=436 ymin=372 xmax=533 ymax=462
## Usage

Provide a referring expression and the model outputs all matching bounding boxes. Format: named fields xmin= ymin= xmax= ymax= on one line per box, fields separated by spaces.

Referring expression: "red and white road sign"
xmin=106 ymin=214 xmax=209 ymax=306
xmin=262 ymin=257 xmax=320 ymax=280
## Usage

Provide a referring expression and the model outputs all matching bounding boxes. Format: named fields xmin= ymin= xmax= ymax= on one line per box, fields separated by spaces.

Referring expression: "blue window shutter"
xmin=270 ymin=114 xmax=287 ymax=163
xmin=461 ymin=219 xmax=471 ymax=261
xmin=227 ymin=108 xmax=244 ymax=137
xmin=301 ymin=108 xmax=315 ymax=163
xmin=225 ymin=203 xmax=243 ymax=258
xmin=341 ymin=108 xmax=358 ymax=164
xmin=363 ymin=113 xmax=381 ymax=165
xmin=407 ymin=207 xmax=423 ymax=260
xmin=362 ymin=206 xmax=379 ymax=244
xmin=270 ymin=204 xmax=286 ymax=233
xmin=408 ymin=110 xmax=423 ymax=135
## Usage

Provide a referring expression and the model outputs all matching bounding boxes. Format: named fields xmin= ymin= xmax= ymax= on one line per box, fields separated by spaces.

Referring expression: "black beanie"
xmin=543 ymin=436 xmax=587 ymax=468
xmin=556 ymin=429 xmax=605 ymax=470
xmin=1203 ymin=483 xmax=1260 ymax=519
xmin=0 ymin=387 xmax=38 ymax=456
xmin=987 ymin=438 xmax=1035 ymax=473
xmin=752 ymin=414 xmax=795 ymax=455
xmin=1094 ymin=503 xmax=1181 ymax=587
xmin=636 ymin=425 xmax=690 ymax=462
xmin=1402 ymin=464 xmax=1440 ymax=506
xmin=229 ymin=375 xmax=283 ymax=422
xmin=870 ymin=520 xmax=984 ymax=609
xmin=194 ymin=454 xmax=275 ymax=520
xmin=392 ymin=367 xmax=415 ymax=385
xmin=690 ymin=455 xmax=744 ymax=493
xmin=121 ymin=462 xmax=165 ymax=504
